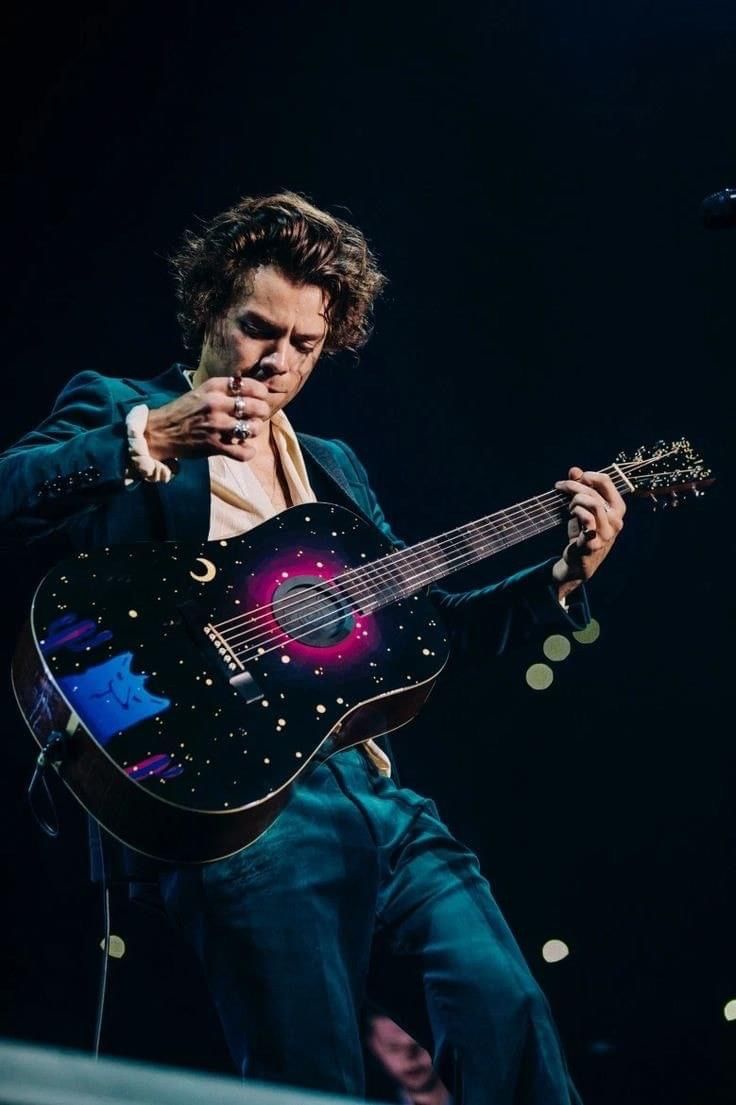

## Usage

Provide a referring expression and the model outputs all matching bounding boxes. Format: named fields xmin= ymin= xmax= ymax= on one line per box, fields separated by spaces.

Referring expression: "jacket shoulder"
xmin=52 ymin=365 xmax=190 ymax=412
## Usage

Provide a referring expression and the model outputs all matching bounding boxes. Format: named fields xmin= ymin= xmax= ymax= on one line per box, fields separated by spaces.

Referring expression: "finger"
xmin=226 ymin=416 xmax=266 ymax=440
xmin=211 ymin=423 xmax=263 ymax=454
xmin=571 ymin=504 xmax=595 ymax=532
xmin=578 ymin=470 xmax=627 ymax=517
xmin=558 ymin=473 xmax=626 ymax=519
xmin=203 ymin=375 xmax=271 ymax=402
xmin=570 ymin=506 xmax=604 ymax=549
xmin=568 ymin=492 xmax=617 ymax=539
xmin=199 ymin=401 xmax=271 ymax=435
xmin=213 ymin=440 xmax=258 ymax=462
xmin=557 ymin=481 xmax=611 ymax=515
xmin=210 ymin=393 xmax=271 ymax=421
xmin=567 ymin=512 xmax=581 ymax=538
xmin=574 ymin=489 xmax=623 ymax=536
xmin=206 ymin=410 xmax=267 ymax=440
xmin=556 ymin=478 xmax=590 ymax=498
xmin=196 ymin=416 xmax=259 ymax=453
xmin=569 ymin=466 xmax=584 ymax=481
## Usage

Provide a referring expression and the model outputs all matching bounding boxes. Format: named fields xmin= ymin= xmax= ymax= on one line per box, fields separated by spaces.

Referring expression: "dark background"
xmin=1 ymin=2 xmax=734 ymax=1102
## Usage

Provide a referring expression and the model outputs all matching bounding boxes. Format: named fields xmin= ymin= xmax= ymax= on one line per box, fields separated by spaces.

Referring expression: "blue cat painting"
xmin=58 ymin=652 xmax=171 ymax=744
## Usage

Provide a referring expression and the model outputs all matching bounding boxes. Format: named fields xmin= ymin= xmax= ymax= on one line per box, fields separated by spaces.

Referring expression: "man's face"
xmin=368 ymin=1017 xmax=439 ymax=1095
xmin=198 ymin=265 xmax=328 ymax=418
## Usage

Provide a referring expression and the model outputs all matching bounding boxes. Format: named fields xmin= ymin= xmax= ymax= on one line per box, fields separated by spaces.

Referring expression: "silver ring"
xmin=231 ymin=419 xmax=251 ymax=442
xmin=228 ymin=375 xmax=243 ymax=396
xmin=233 ymin=396 xmax=246 ymax=419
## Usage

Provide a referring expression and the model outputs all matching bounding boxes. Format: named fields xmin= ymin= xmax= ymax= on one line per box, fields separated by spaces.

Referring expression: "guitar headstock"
xmin=614 ymin=438 xmax=714 ymax=506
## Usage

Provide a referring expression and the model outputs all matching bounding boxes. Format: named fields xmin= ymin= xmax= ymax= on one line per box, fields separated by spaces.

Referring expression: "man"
xmin=367 ymin=1014 xmax=451 ymax=1105
xmin=0 ymin=192 xmax=625 ymax=1102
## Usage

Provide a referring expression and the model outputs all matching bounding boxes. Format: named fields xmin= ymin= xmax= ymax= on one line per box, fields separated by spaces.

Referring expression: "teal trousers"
xmin=159 ymin=748 xmax=582 ymax=1104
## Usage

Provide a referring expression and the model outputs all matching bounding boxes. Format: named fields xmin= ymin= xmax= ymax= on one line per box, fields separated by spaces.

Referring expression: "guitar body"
xmin=12 ymin=503 xmax=450 ymax=863
xmin=14 ymin=438 xmax=705 ymax=864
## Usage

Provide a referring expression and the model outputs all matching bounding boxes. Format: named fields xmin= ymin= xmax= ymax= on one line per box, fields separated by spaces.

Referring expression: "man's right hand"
xmin=144 ymin=376 xmax=271 ymax=462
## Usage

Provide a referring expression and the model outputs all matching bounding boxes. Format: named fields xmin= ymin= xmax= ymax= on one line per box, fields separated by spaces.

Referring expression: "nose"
xmin=256 ymin=340 xmax=290 ymax=379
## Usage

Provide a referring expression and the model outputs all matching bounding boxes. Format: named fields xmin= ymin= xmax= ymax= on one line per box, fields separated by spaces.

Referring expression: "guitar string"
xmin=216 ymin=471 xmax=636 ymax=658
xmin=224 ymin=459 xmax=702 ymax=664
xmin=220 ymin=486 xmax=566 ymax=649
xmin=212 ymin=463 xmax=630 ymax=647
xmin=223 ymin=459 xmax=703 ymax=663
xmin=212 ymin=452 xmax=684 ymax=640
xmin=229 ymin=512 xmax=561 ymax=664
xmin=209 ymin=472 xmax=592 ymax=633
xmin=226 ymin=473 xmax=631 ymax=661
xmin=213 ymin=490 xmax=566 ymax=651
xmin=212 ymin=455 xmax=695 ymax=654
xmin=219 ymin=485 xmax=571 ymax=653
xmin=213 ymin=462 xmax=625 ymax=643
xmin=215 ymin=457 xmax=698 ymax=657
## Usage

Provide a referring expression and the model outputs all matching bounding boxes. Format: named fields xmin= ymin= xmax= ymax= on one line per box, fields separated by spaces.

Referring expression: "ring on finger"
xmin=231 ymin=419 xmax=251 ymax=442
xmin=233 ymin=395 xmax=246 ymax=419
xmin=228 ymin=375 xmax=243 ymax=396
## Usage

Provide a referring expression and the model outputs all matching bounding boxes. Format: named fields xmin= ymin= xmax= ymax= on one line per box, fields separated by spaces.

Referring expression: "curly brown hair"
xmin=170 ymin=192 xmax=387 ymax=354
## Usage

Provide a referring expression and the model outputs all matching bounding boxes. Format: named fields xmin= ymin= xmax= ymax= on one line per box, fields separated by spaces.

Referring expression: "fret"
xmin=396 ymin=536 xmax=449 ymax=589
xmin=343 ymin=466 xmax=630 ymax=614
xmin=453 ymin=523 xmax=492 ymax=559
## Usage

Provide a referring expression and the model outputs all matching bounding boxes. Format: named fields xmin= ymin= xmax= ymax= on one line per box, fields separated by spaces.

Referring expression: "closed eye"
xmin=240 ymin=319 xmax=270 ymax=338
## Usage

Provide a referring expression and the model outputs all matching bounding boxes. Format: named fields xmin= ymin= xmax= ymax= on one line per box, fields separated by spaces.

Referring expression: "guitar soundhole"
xmin=272 ymin=576 xmax=355 ymax=647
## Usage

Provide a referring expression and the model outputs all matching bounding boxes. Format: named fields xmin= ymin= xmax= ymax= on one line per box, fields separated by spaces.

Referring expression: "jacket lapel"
xmin=298 ymin=434 xmax=369 ymax=519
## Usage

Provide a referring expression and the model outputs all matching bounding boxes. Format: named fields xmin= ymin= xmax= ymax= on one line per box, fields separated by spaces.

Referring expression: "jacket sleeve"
xmin=0 ymin=371 xmax=138 ymax=544
xmin=334 ymin=439 xmax=591 ymax=657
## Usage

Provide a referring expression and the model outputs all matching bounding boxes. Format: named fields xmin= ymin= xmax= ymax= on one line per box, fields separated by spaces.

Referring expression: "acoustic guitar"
xmin=12 ymin=439 xmax=710 ymax=863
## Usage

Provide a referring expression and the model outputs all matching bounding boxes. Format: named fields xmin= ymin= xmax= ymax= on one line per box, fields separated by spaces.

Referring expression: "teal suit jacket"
xmin=0 ymin=364 xmax=589 ymax=883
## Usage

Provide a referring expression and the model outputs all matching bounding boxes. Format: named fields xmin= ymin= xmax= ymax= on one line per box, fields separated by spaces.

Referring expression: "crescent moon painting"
xmin=189 ymin=557 xmax=217 ymax=583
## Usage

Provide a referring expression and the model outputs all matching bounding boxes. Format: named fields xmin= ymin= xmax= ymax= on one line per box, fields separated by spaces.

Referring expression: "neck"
xmin=256 ymin=419 xmax=278 ymax=460
xmin=191 ymin=363 xmax=209 ymax=389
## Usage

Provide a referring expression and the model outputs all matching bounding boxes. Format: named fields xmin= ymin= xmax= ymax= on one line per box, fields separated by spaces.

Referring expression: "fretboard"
xmin=343 ymin=464 xmax=631 ymax=614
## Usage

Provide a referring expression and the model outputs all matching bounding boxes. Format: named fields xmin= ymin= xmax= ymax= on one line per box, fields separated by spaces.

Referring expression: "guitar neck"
xmin=352 ymin=464 xmax=633 ymax=613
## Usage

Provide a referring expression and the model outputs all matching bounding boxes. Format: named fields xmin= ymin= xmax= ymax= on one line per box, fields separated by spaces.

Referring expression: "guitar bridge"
xmin=178 ymin=601 xmax=259 ymax=698
xmin=202 ymin=622 xmax=243 ymax=672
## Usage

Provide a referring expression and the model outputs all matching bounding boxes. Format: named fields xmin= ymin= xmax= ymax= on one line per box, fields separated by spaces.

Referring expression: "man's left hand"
xmin=552 ymin=467 xmax=626 ymax=599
